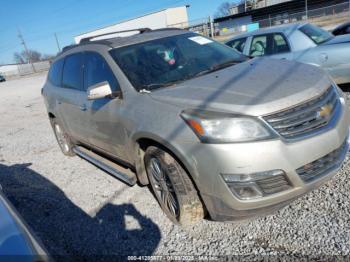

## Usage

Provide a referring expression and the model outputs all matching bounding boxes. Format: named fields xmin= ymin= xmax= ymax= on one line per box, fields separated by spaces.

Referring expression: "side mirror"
xmin=87 ymin=81 xmax=120 ymax=100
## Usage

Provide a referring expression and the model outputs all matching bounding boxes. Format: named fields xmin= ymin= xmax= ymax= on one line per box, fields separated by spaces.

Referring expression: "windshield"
xmin=299 ymin=24 xmax=333 ymax=45
xmin=110 ymin=33 xmax=247 ymax=91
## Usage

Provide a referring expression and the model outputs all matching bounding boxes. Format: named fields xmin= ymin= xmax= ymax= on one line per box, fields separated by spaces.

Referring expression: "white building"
xmin=74 ymin=6 xmax=189 ymax=43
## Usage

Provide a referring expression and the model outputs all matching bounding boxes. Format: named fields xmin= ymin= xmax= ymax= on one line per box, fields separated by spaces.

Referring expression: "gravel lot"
xmin=0 ymin=73 xmax=349 ymax=260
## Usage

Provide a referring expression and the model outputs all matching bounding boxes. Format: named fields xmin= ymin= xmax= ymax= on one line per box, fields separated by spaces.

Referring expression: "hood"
xmin=149 ymin=57 xmax=331 ymax=116
xmin=321 ymin=34 xmax=350 ymax=45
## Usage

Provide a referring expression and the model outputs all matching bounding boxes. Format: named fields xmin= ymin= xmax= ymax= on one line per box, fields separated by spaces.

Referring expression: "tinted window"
xmin=250 ymin=35 xmax=267 ymax=56
xmin=271 ymin=33 xmax=290 ymax=54
xmin=299 ymin=24 xmax=333 ymax=45
xmin=62 ymin=53 xmax=83 ymax=90
xmin=84 ymin=52 xmax=119 ymax=91
xmin=110 ymin=33 xmax=246 ymax=91
xmin=48 ymin=59 xmax=64 ymax=86
xmin=226 ymin=38 xmax=247 ymax=53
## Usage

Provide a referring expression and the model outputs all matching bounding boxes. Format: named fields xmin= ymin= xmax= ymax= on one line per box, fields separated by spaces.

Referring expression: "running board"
xmin=73 ymin=146 xmax=137 ymax=186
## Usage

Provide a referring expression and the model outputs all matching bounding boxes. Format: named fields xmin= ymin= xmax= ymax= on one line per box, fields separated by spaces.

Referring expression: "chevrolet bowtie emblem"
xmin=317 ymin=104 xmax=333 ymax=119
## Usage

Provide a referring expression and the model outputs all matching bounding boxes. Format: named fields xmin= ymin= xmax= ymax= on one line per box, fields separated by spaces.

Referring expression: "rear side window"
xmin=226 ymin=38 xmax=247 ymax=53
xmin=48 ymin=59 xmax=64 ymax=86
xmin=62 ymin=53 xmax=83 ymax=90
xmin=84 ymin=52 xmax=119 ymax=91
xmin=299 ymin=24 xmax=333 ymax=45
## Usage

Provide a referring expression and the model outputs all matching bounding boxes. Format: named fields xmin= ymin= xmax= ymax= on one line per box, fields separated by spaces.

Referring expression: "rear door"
xmin=83 ymin=51 xmax=127 ymax=159
xmin=57 ymin=53 xmax=90 ymax=143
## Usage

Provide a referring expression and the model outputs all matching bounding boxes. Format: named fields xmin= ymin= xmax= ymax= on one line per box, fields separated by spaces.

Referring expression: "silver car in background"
xmin=226 ymin=23 xmax=350 ymax=84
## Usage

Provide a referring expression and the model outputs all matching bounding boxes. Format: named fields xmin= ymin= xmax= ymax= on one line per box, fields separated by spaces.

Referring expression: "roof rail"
xmin=79 ymin=28 xmax=152 ymax=43
xmin=61 ymin=44 xmax=78 ymax=53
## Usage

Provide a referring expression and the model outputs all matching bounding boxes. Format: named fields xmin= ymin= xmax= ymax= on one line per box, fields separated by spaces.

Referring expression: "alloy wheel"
xmin=149 ymin=157 xmax=179 ymax=218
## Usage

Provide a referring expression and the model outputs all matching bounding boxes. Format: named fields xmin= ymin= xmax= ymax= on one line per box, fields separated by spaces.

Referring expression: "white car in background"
xmin=226 ymin=23 xmax=350 ymax=84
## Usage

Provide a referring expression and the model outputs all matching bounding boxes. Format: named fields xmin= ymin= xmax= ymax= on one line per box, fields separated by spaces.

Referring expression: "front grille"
xmin=256 ymin=175 xmax=292 ymax=195
xmin=264 ymin=87 xmax=340 ymax=140
xmin=296 ymin=140 xmax=348 ymax=183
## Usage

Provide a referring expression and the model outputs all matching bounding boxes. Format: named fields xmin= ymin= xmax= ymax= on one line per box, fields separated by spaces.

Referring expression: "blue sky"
xmin=0 ymin=0 xmax=229 ymax=64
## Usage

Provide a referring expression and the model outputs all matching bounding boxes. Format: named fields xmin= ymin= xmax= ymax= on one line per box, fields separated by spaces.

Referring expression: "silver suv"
xmin=42 ymin=28 xmax=350 ymax=225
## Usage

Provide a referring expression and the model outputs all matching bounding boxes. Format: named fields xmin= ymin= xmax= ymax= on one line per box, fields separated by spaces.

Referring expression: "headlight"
xmin=181 ymin=110 xmax=275 ymax=143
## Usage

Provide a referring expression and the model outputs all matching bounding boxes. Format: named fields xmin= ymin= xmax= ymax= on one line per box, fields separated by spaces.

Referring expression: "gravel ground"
xmin=0 ymin=73 xmax=349 ymax=260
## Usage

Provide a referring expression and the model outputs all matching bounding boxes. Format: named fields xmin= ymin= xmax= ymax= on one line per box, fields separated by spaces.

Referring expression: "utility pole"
xmin=54 ymin=33 xmax=61 ymax=52
xmin=209 ymin=16 xmax=215 ymax=39
xmin=17 ymin=27 xmax=35 ymax=72
xmin=305 ymin=0 xmax=308 ymax=20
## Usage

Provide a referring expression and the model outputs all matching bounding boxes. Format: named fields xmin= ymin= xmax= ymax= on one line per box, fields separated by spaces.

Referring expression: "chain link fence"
xmin=0 ymin=60 xmax=51 ymax=79
xmin=168 ymin=17 xmax=213 ymax=37
xmin=168 ymin=2 xmax=350 ymax=40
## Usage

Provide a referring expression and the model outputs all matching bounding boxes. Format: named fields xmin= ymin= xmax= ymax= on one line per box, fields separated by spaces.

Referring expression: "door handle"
xmin=79 ymin=104 xmax=87 ymax=111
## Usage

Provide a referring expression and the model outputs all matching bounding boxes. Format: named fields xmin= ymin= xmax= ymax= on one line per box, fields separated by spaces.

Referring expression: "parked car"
xmin=226 ymin=23 xmax=350 ymax=84
xmin=0 ymin=74 xmax=5 ymax=82
xmin=42 ymin=28 xmax=350 ymax=225
xmin=332 ymin=21 xmax=350 ymax=36
xmin=0 ymin=185 xmax=48 ymax=260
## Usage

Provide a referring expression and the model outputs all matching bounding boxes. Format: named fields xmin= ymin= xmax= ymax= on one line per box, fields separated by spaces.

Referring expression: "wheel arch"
xmin=132 ymin=133 xmax=198 ymax=189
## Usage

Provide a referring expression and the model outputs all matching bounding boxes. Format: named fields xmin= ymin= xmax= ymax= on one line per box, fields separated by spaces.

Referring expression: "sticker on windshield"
xmin=188 ymin=36 xmax=213 ymax=45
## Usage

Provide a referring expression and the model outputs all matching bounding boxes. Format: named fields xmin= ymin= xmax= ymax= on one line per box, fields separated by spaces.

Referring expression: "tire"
xmin=144 ymin=146 xmax=204 ymax=225
xmin=50 ymin=118 xmax=75 ymax=157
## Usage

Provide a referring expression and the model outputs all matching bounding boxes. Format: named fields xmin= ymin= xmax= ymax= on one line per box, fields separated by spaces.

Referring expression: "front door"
xmin=83 ymin=51 xmax=128 ymax=159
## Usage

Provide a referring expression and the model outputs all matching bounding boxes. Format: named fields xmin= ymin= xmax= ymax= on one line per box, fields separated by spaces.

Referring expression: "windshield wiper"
xmin=138 ymin=60 xmax=240 ymax=92
xmin=138 ymin=80 xmax=184 ymax=92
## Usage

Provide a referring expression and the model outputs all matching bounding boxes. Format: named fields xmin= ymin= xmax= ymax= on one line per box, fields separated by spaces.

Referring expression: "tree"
xmin=215 ymin=2 xmax=232 ymax=18
xmin=214 ymin=0 xmax=246 ymax=18
xmin=13 ymin=49 xmax=43 ymax=64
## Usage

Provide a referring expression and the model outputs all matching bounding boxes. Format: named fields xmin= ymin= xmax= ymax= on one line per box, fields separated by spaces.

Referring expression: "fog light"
xmin=222 ymin=170 xmax=286 ymax=200
xmin=228 ymin=182 xmax=263 ymax=200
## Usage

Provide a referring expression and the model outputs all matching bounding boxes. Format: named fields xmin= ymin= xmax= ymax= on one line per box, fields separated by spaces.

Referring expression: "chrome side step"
xmin=73 ymin=146 xmax=137 ymax=186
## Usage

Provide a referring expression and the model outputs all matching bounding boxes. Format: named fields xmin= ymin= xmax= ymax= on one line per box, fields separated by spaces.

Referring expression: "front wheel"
xmin=144 ymin=146 xmax=204 ymax=225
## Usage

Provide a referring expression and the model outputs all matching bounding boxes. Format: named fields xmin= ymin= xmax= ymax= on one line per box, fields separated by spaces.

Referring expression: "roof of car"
xmin=227 ymin=23 xmax=307 ymax=41
xmin=58 ymin=28 xmax=189 ymax=57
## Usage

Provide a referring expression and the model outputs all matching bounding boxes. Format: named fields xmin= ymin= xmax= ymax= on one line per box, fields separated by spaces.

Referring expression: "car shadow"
xmin=0 ymin=162 xmax=161 ymax=261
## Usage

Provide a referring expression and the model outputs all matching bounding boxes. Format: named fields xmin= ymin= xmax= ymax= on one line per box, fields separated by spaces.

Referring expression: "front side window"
xmin=110 ymin=33 xmax=246 ymax=91
xmin=250 ymin=35 xmax=267 ymax=57
xmin=226 ymin=38 xmax=247 ymax=53
xmin=62 ymin=53 xmax=83 ymax=90
xmin=250 ymin=33 xmax=290 ymax=57
xmin=84 ymin=52 xmax=119 ymax=91
xmin=48 ymin=59 xmax=64 ymax=86
xmin=299 ymin=24 xmax=333 ymax=45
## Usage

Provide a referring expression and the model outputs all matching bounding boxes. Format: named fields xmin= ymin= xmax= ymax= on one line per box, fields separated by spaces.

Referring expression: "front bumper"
xmin=178 ymin=97 xmax=350 ymax=220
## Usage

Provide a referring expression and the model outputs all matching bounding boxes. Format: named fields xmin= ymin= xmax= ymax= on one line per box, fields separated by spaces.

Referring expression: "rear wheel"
xmin=50 ymin=118 xmax=75 ymax=156
xmin=144 ymin=146 xmax=204 ymax=225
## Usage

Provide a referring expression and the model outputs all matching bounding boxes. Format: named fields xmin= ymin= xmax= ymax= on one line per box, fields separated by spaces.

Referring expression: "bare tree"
xmin=215 ymin=2 xmax=232 ymax=18
xmin=214 ymin=0 xmax=245 ymax=18
xmin=41 ymin=54 xmax=56 ymax=61
xmin=13 ymin=49 xmax=43 ymax=64
xmin=13 ymin=52 xmax=25 ymax=64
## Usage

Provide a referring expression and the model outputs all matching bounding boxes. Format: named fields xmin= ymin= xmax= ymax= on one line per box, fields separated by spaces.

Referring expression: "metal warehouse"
xmin=74 ymin=6 xmax=189 ymax=43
